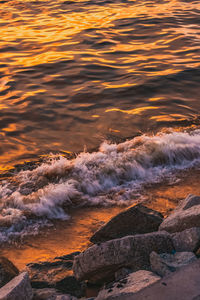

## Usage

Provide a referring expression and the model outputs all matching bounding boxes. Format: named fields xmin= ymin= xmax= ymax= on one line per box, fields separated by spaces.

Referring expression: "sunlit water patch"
xmin=0 ymin=0 xmax=200 ymax=171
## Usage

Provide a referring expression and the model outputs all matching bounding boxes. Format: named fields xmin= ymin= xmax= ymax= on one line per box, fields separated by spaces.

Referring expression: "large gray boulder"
xmin=0 ymin=272 xmax=33 ymax=300
xmin=159 ymin=194 xmax=200 ymax=233
xmin=150 ymin=251 xmax=197 ymax=277
xmin=172 ymin=227 xmax=200 ymax=252
xmin=73 ymin=231 xmax=174 ymax=283
xmin=96 ymin=270 xmax=160 ymax=300
xmin=90 ymin=204 xmax=163 ymax=244
xmin=118 ymin=260 xmax=200 ymax=300
xmin=0 ymin=257 xmax=19 ymax=288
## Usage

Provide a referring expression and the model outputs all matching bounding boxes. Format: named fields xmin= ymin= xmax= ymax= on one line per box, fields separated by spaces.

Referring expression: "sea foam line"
xmin=1 ymin=128 xmax=200 ymax=241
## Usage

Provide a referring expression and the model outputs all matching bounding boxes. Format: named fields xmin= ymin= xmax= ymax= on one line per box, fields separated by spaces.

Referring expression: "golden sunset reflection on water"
xmin=0 ymin=0 xmax=200 ymax=271
xmin=0 ymin=0 xmax=200 ymax=172
xmin=0 ymin=0 xmax=200 ymax=169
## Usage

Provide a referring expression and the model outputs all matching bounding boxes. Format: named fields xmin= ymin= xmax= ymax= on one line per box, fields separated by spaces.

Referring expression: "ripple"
xmin=0 ymin=0 xmax=199 ymax=170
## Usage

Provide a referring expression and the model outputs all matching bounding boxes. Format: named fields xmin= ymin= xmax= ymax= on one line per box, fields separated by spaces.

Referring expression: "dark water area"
xmin=0 ymin=0 xmax=200 ymax=250
xmin=0 ymin=0 xmax=200 ymax=171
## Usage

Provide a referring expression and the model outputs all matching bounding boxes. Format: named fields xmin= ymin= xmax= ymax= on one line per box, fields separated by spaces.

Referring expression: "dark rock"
xmin=96 ymin=270 xmax=160 ymax=300
xmin=0 ymin=256 xmax=19 ymax=288
xmin=159 ymin=194 xmax=200 ymax=233
xmin=172 ymin=227 xmax=200 ymax=252
xmin=27 ymin=256 xmax=85 ymax=297
xmin=150 ymin=251 xmax=197 ymax=277
xmin=0 ymin=272 xmax=33 ymax=300
xmin=54 ymin=252 xmax=80 ymax=261
xmin=27 ymin=260 xmax=73 ymax=270
xmin=90 ymin=204 xmax=163 ymax=244
xmin=73 ymin=231 xmax=174 ymax=283
xmin=55 ymin=276 xmax=84 ymax=298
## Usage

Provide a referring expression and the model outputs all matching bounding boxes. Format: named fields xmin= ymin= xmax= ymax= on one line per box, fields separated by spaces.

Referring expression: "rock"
xmin=73 ymin=231 xmax=174 ymax=283
xmin=27 ymin=257 xmax=85 ymax=298
xmin=122 ymin=259 xmax=200 ymax=300
xmin=172 ymin=227 xmax=200 ymax=252
xmin=180 ymin=194 xmax=200 ymax=210
xmin=55 ymin=276 xmax=85 ymax=297
xmin=55 ymin=296 xmax=77 ymax=300
xmin=0 ymin=272 xmax=33 ymax=300
xmin=54 ymin=252 xmax=80 ymax=261
xmin=114 ymin=268 xmax=132 ymax=281
xmin=90 ymin=204 xmax=163 ymax=244
xmin=150 ymin=251 xmax=197 ymax=277
xmin=32 ymin=288 xmax=77 ymax=300
xmin=27 ymin=260 xmax=72 ymax=289
xmin=96 ymin=270 xmax=160 ymax=300
xmin=0 ymin=256 xmax=19 ymax=288
xmin=32 ymin=288 xmax=58 ymax=299
xmin=150 ymin=251 xmax=171 ymax=277
xmin=159 ymin=194 xmax=200 ymax=233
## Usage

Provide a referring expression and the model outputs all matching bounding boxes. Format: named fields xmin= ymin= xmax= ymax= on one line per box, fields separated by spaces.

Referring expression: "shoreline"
xmin=1 ymin=193 xmax=200 ymax=299
xmin=2 ymin=167 xmax=200 ymax=270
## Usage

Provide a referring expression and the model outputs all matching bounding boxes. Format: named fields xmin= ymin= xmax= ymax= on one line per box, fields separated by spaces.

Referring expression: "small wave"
xmin=1 ymin=128 xmax=200 ymax=242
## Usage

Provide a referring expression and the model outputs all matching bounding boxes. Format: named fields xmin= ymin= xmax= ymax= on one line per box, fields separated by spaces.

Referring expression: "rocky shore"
xmin=1 ymin=194 xmax=200 ymax=299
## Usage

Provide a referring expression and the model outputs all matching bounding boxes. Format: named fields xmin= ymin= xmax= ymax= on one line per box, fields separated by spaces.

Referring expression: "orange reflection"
xmin=106 ymin=106 xmax=158 ymax=115
xmin=0 ymin=0 xmax=199 ymax=68
xmin=148 ymin=97 xmax=165 ymax=102
xmin=1 ymin=206 xmax=124 ymax=270
xmin=0 ymin=0 xmax=199 ymax=172
xmin=150 ymin=114 xmax=186 ymax=122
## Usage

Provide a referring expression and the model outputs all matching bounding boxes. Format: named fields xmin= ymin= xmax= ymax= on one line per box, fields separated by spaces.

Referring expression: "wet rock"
xmin=27 ymin=256 xmax=85 ymax=297
xmin=150 ymin=251 xmax=197 ymax=277
xmin=0 ymin=256 xmax=19 ymax=288
xmin=0 ymin=272 xmax=33 ymax=300
xmin=96 ymin=270 xmax=160 ymax=300
xmin=159 ymin=194 xmax=200 ymax=233
xmin=90 ymin=204 xmax=163 ymax=244
xmin=27 ymin=260 xmax=72 ymax=289
xmin=172 ymin=227 xmax=200 ymax=252
xmin=73 ymin=231 xmax=174 ymax=283
xmin=54 ymin=252 xmax=80 ymax=261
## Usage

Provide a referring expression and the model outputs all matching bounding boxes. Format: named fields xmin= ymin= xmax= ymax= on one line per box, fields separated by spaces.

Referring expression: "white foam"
xmin=1 ymin=128 xmax=200 ymax=242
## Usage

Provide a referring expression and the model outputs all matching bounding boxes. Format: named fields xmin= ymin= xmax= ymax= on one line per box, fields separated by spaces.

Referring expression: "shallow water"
xmin=3 ymin=168 xmax=200 ymax=270
xmin=1 ymin=0 xmax=200 ymax=257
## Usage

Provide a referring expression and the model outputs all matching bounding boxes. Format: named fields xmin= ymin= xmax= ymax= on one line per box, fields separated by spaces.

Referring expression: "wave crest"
xmin=1 ymin=128 xmax=200 ymax=242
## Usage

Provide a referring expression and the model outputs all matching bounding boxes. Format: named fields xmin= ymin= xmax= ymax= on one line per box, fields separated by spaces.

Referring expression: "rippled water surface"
xmin=0 ymin=0 xmax=200 ymax=247
xmin=1 ymin=0 xmax=200 ymax=171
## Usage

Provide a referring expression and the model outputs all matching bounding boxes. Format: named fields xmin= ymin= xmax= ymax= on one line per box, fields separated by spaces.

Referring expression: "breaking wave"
xmin=1 ymin=128 xmax=200 ymax=242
